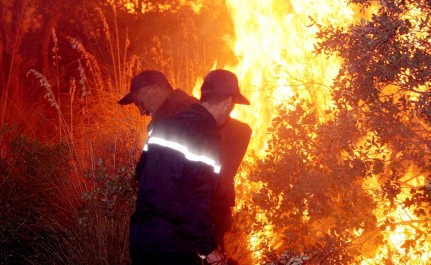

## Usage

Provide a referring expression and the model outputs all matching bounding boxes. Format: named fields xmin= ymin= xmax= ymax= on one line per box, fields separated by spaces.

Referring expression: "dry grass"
xmin=1 ymin=3 xmax=144 ymax=264
xmin=0 ymin=2 xmax=251 ymax=264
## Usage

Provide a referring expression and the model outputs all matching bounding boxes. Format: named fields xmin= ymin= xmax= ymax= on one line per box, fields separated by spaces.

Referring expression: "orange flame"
xmin=225 ymin=0 xmax=356 ymax=156
xmin=115 ymin=0 xmax=431 ymax=263
xmin=219 ymin=0 xmax=357 ymax=262
xmin=361 ymin=167 xmax=431 ymax=264
xmin=213 ymin=1 xmax=431 ymax=264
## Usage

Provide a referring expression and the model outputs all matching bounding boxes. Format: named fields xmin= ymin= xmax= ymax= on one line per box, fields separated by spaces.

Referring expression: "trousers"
xmin=130 ymin=216 xmax=202 ymax=265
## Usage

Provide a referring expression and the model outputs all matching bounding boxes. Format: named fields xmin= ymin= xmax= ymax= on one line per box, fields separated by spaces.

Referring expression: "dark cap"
xmin=201 ymin=69 xmax=250 ymax=105
xmin=118 ymin=70 xmax=170 ymax=105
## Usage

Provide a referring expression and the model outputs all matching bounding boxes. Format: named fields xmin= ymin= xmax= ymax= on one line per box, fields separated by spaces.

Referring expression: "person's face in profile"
xmin=133 ymin=86 xmax=153 ymax=116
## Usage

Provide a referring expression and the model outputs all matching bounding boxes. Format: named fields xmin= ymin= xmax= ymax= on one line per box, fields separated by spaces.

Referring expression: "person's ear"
xmin=225 ymin=96 xmax=233 ymax=109
xmin=221 ymin=97 xmax=231 ymax=113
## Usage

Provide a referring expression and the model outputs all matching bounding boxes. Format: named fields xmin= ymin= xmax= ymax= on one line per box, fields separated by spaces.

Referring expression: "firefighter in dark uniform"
xmin=119 ymin=70 xmax=251 ymax=264
xmin=119 ymin=70 xmax=252 ymax=262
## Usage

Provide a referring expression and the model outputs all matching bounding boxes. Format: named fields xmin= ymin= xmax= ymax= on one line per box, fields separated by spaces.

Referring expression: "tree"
xmin=315 ymin=1 xmax=431 ymax=259
xmin=255 ymin=0 xmax=431 ymax=264
xmin=253 ymin=97 xmax=378 ymax=264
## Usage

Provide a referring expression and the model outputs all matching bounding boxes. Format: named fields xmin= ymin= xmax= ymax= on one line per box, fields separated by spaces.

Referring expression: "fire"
xmin=223 ymin=0 xmax=356 ymax=262
xmin=222 ymin=0 xmax=431 ymax=264
xmin=113 ymin=0 xmax=431 ymax=264
xmin=350 ymin=130 xmax=431 ymax=264
xmin=226 ymin=0 xmax=356 ymax=156
xmin=361 ymin=166 xmax=431 ymax=264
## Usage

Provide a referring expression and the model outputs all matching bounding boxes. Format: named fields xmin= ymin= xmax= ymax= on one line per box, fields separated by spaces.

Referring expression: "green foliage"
xmin=0 ymin=129 xmax=72 ymax=264
xmin=1 ymin=127 xmax=136 ymax=264
xmin=73 ymin=151 xmax=135 ymax=265
xmin=80 ymin=157 xmax=136 ymax=223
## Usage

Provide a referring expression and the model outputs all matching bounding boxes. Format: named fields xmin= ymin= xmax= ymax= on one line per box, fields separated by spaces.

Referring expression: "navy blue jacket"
xmin=133 ymin=89 xmax=251 ymax=246
xmin=132 ymin=103 xmax=221 ymax=255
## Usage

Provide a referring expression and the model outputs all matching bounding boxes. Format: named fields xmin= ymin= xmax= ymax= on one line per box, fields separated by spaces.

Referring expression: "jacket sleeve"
xmin=144 ymin=134 xmax=219 ymax=256
xmin=134 ymin=150 xmax=147 ymax=181
xmin=180 ymin=158 xmax=218 ymax=256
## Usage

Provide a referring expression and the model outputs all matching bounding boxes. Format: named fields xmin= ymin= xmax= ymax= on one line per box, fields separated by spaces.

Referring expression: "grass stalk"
xmin=1 ymin=1 xmax=27 ymax=127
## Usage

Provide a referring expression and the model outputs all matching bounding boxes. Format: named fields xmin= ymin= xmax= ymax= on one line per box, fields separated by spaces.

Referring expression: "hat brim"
xmin=234 ymin=94 xmax=250 ymax=105
xmin=118 ymin=93 xmax=134 ymax=105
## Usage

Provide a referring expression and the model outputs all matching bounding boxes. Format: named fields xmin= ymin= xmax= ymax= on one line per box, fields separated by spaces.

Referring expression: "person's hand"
xmin=205 ymin=249 xmax=226 ymax=265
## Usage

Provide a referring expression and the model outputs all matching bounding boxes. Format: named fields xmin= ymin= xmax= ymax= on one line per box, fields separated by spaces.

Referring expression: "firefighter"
xmin=120 ymin=70 xmax=249 ymax=264
xmin=119 ymin=70 xmax=251 ymax=264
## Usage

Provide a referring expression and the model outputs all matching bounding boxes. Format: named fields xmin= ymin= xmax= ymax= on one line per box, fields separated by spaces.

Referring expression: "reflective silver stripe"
xmin=147 ymin=136 xmax=221 ymax=174
xmin=143 ymin=130 xmax=153 ymax=151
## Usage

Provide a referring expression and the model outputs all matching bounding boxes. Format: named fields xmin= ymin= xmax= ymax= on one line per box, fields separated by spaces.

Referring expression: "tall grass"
xmin=1 ymin=2 xmax=240 ymax=264
xmin=0 ymin=1 xmax=40 ymax=137
xmin=1 ymin=3 xmax=144 ymax=264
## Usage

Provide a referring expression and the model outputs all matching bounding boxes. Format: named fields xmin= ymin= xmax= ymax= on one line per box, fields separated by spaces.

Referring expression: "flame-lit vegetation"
xmin=241 ymin=0 xmax=431 ymax=264
xmin=314 ymin=1 xmax=431 ymax=263
xmin=1 ymin=0 xmax=431 ymax=264
xmin=1 ymin=0 xmax=223 ymax=263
